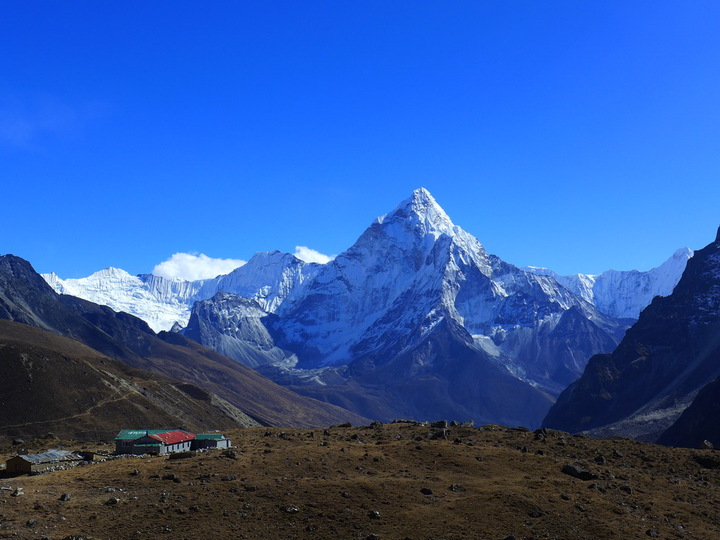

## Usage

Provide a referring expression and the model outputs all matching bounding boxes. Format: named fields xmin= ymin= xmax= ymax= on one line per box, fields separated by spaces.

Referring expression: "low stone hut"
xmin=5 ymin=450 xmax=84 ymax=475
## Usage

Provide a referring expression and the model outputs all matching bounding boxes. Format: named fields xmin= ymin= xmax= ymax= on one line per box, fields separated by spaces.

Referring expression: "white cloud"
xmin=293 ymin=246 xmax=334 ymax=264
xmin=152 ymin=253 xmax=246 ymax=281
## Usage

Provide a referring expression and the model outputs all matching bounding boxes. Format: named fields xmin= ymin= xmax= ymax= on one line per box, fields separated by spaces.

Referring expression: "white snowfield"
xmin=523 ymin=247 xmax=693 ymax=320
xmin=43 ymin=250 xmax=321 ymax=333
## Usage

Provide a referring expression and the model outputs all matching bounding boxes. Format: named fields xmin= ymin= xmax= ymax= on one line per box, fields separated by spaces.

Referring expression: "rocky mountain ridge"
xmin=36 ymin=189 xmax=692 ymax=429
xmin=543 ymin=227 xmax=720 ymax=443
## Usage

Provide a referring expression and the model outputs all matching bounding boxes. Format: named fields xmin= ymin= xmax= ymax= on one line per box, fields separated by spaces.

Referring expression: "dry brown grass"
xmin=1 ymin=423 xmax=719 ymax=539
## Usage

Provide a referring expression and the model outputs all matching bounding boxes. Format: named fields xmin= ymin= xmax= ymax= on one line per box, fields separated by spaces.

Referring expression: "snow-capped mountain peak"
xmin=376 ymin=187 xmax=456 ymax=241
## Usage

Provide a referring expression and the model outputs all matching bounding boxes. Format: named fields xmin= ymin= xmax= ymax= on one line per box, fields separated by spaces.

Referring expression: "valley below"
xmin=2 ymin=422 xmax=720 ymax=539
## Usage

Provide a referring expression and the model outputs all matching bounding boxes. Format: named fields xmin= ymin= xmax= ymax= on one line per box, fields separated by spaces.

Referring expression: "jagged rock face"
xmin=543 ymin=230 xmax=720 ymax=441
xmin=183 ymin=292 xmax=294 ymax=368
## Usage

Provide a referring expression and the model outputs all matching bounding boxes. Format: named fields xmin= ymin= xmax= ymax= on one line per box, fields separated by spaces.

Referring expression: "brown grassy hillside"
xmin=0 ymin=320 xmax=256 ymax=440
xmin=1 ymin=422 xmax=719 ymax=539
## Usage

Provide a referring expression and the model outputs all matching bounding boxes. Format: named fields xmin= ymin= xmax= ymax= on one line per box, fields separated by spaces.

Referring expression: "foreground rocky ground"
xmin=1 ymin=422 xmax=719 ymax=539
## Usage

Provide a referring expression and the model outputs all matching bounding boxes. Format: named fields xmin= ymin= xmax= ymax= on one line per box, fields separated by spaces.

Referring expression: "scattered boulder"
xmin=429 ymin=429 xmax=449 ymax=440
xmin=59 ymin=493 xmax=71 ymax=502
xmin=561 ymin=463 xmax=598 ymax=481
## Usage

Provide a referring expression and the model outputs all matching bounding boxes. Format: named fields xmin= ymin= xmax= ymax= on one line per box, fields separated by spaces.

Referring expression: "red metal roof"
xmin=148 ymin=430 xmax=195 ymax=445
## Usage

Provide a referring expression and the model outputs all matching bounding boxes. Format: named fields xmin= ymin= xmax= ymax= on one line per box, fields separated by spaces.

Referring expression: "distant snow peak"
xmin=523 ymin=248 xmax=693 ymax=320
xmin=152 ymin=252 xmax=246 ymax=281
xmin=293 ymin=246 xmax=334 ymax=264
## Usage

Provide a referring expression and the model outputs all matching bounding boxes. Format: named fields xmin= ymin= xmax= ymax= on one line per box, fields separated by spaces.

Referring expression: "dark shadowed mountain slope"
xmin=279 ymin=316 xmax=555 ymax=427
xmin=658 ymin=375 xmax=720 ymax=448
xmin=543 ymin=227 xmax=720 ymax=441
xmin=0 ymin=254 xmax=367 ymax=429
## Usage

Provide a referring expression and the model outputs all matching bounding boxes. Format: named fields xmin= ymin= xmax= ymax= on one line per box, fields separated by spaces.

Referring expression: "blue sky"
xmin=2 ymin=2 xmax=719 ymax=279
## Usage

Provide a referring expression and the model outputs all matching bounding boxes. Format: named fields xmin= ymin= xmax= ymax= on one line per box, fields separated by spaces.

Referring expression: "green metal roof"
xmin=195 ymin=433 xmax=226 ymax=440
xmin=115 ymin=429 xmax=168 ymax=440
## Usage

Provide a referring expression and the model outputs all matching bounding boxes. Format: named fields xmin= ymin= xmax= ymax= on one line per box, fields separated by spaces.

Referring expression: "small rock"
xmin=105 ymin=497 xmax=120 ymax=506
xmin=449 ymin=484 xmax=463 ymax=492
xmin=26 ymin=519 xmax=37 ymax=527
xmin=11 ymin=487 xmax=24 ymax=497
xmin=221 ymin=475 xmax=236 ymax=481
xmin=430 ymin=420 xmax=448 ymax=429
xmin=162 ymin=473 xmax=180 ymax=482
xmin=368 ymin=510 xmax=382 ymax=519
xmin=560 ymin=493 xmax=570 ymax=501
xmin=222 ymin=450 xmax=238 ymax=460
xmin=528 ymin=505 xmax=543 ymax=518
xmin=367 ymin=535 xmax=380 ymax=540
xmin=700 ymin=440 xmax=715 ymax=450
xmin=12 ymin=438 xmax=25 ymax=446
xmin=341 ymin=491 xmax=351 ymax=498
xmin=59 ymin=493 xmax=72 ymax=502
xmin=420 ymin=487 xmax=433 ymax=495
xmin=281 ymin=506 xmax=299 ymax=514
xmin=594 ymin=455 xmax=607 ymax=465
xmin=646 ymin=529 xmax=659 ymax=537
